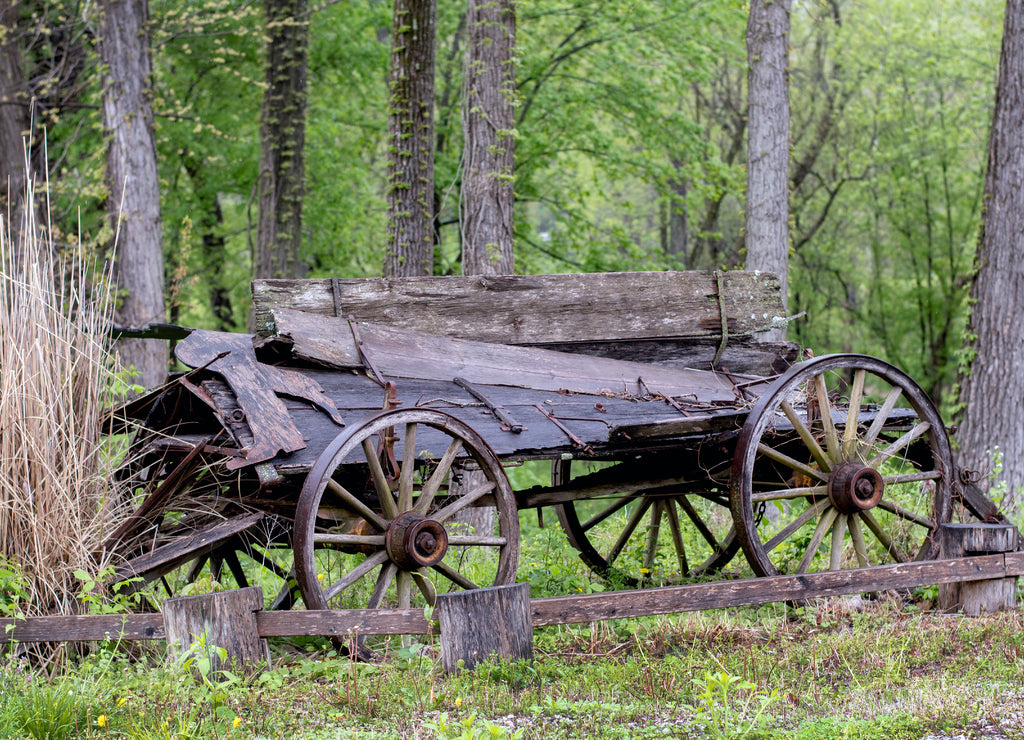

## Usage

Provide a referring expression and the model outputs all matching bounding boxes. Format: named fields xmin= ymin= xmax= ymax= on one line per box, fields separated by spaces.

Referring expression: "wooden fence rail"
xmin=2 ymin=552 xmax=1021 ymax=645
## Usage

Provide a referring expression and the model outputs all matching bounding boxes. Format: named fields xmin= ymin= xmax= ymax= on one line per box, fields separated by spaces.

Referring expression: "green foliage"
xmin=425 ymin=711 xmax=524 ymax=739
xmin=690 ymin=668 xmax=778 ymax=739
xmin=175 ymin=632 xmax=242 ymax=723
xmin=0 ymin=557 xmax=29 ymax=623
xmin=74 ymin=565 xmax=141 ymax=616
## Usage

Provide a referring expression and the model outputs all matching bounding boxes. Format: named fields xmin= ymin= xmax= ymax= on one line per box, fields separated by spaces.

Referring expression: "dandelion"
xmin=97 ymin=715 xmax=108 ymax=728
xmin=455 ymin=697 xmax=462 ymax=708
xmin=232 ymin=716 xmax=242 ymax=728
xmin=317 ymin=573 xmax=324 ymax=581
xmin=116 ymin=697 xmax=128 ymax=707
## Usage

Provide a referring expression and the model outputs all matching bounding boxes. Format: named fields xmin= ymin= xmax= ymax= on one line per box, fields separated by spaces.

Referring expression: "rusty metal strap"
xmin=348 ymin=316 xmax=386 ymax=387
xmin=533 ymin=404 xmax=594 ymax=455
xmin=332 ymin=278 xmax=344 ymax=317
xmin=454 ymin=377 xmax=526 ymax=433
xmin=712 ymin=270 xmax=729 ymax=369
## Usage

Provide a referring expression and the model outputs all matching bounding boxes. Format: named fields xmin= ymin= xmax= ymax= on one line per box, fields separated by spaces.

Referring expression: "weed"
xmin=690 ymin=667 xmax=778 ymax=739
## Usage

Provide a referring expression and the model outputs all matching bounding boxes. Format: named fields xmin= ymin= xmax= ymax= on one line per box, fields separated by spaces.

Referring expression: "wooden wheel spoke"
xmin=432 ymin=560 xmax=479 ymax=591
xmin=432 ymin=480 xmax=496 ymax=523
xmin=397 ymin=423 xmax=417 ymax=512
xmin=412 ymin=569 xmax=437 ymax=605
xmin=797 ymin=506 xmax=839 ymax=573
xmin=882 ymin=470 xmax=941 ymax=485
xmin=842 ymin=369 xmax=866 ymax=456
xmin=396 ymin=570 xmax=412 ymax=609
xmin=323 ymin=550 xmax=390 ymax=602
xmin=366 ymin=561 xmax=398 ymax=608
xmin=413 ymin=438 xmax=463 ymax=515
xmin=751 ymin=484 xmax=828 ymax=503
xmin=642 ymin=501 xmax=665 ymax=574
xmin=763 ymin=498 xmax=829 ymax=553
xmin=862 ymin=386 xmax=904 ymax=450
xmin=859 ymin=510 xmax=908 ymax=563
xmin=326 ymin=480 xmax=388 ymax=531
xmin=868 ymin=421 xmax=931 ymax=469
xmin=447 ymin=535 xmax=507 ymax=546
xmin=877 ymin=499 xmax=934 ymax=529
xmin=780 ymin=399 xmax=831 ymax=472
xmin=607 ymin=497 xmax=654 ymax=566
xmin=663 ymin=500 xmax=690 ymax=576
xmin=813 ymin=374 xmax=841 ymax=462
xmin=582 ymin=492 xmax=641 ymax=531
xmin=756 ymin=442 xmax=829 ymax=483
xmin=677 ymin=495 xmax=721 ymax=552
xmin=362 ymin=438 xmax=398 ymax=520
xmin=829 ymin=513 xmax=848 ymax=571
xmin=848 ymin=514 xmax=869 ymax=568
xmin=313 ymin=533 xmax=386 ymax=547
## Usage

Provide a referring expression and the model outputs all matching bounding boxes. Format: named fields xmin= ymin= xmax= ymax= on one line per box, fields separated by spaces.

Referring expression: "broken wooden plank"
xmin=175 ymin=330 xmax=345 ymax=467
xmin=530 ymin=554 xmax=1017 ymax=626
xmin=113 ymin=512 xmax=266 ymax=591
xmin=255 ymin=608 xmax=433 ymax=636
xmin=266 ymin=311 xmax=744 ymax=401
xmin=537 ymin=336 xmax=799 ymax=375
xmin=0 ymin=614 xmax=166 ymax=643
xmin=252 ymin=271 xmax=787 ymax=343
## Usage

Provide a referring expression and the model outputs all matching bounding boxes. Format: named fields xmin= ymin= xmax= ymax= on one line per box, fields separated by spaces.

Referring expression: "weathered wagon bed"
xmin=104 ymin=270 xmax=995 ymax=637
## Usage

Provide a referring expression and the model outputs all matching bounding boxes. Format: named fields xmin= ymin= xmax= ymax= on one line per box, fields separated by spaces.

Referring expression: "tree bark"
xmin=0 ymin=0 xmax=38 ymax=250
xmin=255 ymin=0 xmax=310 ymax=280
xmin=745 ymin=0 xmax=791 ymax=342
xmin=99 ymin=0 xmax=167 ymax=390
xmin=460 ymin=0 xmax=515 ymax=275
xmin=385 ymin=0 xmax=437 ymax=277
xmin=955 ymin=0 xmax=1024 ymax=496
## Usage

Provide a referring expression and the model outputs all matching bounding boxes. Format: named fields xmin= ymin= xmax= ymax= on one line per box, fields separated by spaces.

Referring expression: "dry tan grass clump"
xmin=0 ymin=184 xmax=121 ymax=617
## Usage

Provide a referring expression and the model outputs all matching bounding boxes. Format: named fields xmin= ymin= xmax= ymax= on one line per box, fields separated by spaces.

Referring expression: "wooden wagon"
xmin=105 ymin=271 xmax=996 ymax=638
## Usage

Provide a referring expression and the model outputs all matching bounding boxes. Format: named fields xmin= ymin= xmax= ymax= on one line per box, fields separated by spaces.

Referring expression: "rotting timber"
xmin=103 ymin=271 xmax=1015 ymax=635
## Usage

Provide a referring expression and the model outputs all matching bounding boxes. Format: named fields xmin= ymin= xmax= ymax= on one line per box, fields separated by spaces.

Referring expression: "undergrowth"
xmin=3 ymin=600 xmax=1024 ymax=739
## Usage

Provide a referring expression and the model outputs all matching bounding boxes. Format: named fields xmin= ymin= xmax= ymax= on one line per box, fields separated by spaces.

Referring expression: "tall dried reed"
xmin=0 ymin=182 xmax=120 ymax=617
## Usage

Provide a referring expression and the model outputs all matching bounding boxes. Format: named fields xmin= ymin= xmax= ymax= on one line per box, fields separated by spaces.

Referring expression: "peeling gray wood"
xmin=265 ymin=311 xmax=745 ymax=401
xmin=252 ymin=271 xmax=787 ymax=343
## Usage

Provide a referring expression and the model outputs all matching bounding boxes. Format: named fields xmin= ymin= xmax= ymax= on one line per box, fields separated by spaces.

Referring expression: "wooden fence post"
xmin=939 ymin=523 xmax=1020 ymax=615
xmin=435 ymin=582 xmax=532 ymax=673
xmin=163 ymin=586 xmax=269 ymax=676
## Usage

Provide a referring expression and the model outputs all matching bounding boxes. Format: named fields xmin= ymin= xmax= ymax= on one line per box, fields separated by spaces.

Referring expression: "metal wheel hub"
xmin=828 ymin=461 xmax=884 ymax=514
xmin=385 ymin=511 xmax=448 ymax=569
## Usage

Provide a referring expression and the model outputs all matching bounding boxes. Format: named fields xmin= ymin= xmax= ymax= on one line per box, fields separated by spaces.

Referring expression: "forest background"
xmin=1 ymin=0 xmax=1002 ymax=419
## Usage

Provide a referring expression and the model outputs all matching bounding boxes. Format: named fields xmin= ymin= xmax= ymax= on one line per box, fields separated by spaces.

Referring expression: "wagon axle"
xmin=385 ymin=512 xmax=448 ymax=569
xmin=828 ymin=461 xmax=884 ymax=514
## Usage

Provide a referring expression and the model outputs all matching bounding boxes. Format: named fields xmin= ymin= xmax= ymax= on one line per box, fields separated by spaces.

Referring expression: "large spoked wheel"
xmin=294 ymin=408 xmax=519 ymax=616
xmin=731 ymin=354 xmax=953 ymax=577
xmin=554 ymin=460 xmax=738 ymax=587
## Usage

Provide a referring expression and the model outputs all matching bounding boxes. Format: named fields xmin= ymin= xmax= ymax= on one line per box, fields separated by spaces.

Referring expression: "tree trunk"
xmin=460 ymin=0 xmax=515 ymax=275
xmin=0 ymin=0 xmax=38 ymax=250
xmin=955 ymin=0 xmax=1024 ymax=496
xmin=385 ymin=0 xmax=437 ymax=278
xmin=99 ymin=0 xmax=167 ymax=390
xmin=255 ymin=0 xmax=310 ymax=280
xmin=745 ymin=0 xmax=791 ymax=342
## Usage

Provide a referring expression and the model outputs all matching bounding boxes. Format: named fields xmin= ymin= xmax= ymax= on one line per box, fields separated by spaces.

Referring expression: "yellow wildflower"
xmin=97 ymin=715 xmax=107 ymax=728
xmin=232 ymin=716 xmax=242 ymax=728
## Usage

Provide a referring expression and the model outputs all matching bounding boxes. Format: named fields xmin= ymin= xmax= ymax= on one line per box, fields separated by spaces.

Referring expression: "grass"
xmin=0 ymin=175 xmax=128 ymax=623
xmin=3 ymin=597 xmax=1024 ymax=738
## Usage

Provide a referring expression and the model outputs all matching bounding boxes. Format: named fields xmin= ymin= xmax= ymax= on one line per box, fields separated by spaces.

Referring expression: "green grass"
xmin=4 ymin=599 xmax=1024 ymax=739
